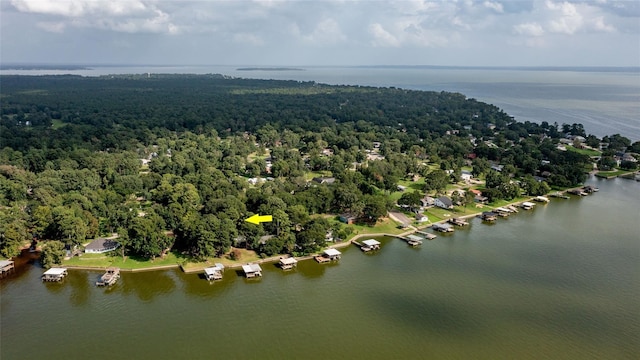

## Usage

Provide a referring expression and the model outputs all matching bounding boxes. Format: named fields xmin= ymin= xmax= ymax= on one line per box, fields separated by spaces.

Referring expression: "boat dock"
xmin=354 ymin=239 xmax=381 ymax=252
xmin=42 ymin=268 xmax=68 ymax=282
xmin=278 ymin=257 xmax=298 ymax=270
xmin=448 ymin=218 xmax=469 ymax=226
xmin=416 ymin=231 xmax=437 ymax=240
xmin=315 ymin=248 xmax=342 ymax=263
xmin=550 ymin=192 xmax=570 ymax=199
xmin=481 ymin=211 xmax=498 ymax=221
xmin=0 ymin=260 xmax=15 ymax=278
xmin=432 ymin=223 xmax=454 ymax=233
xmin=203 ymin=263 xmax=225 ymax=280
xmin=96 ymin=267 xmax=120 ymax=286
xmin=400 ymin=234 xmax=424 ymax=246
xmin=242 ymin=263 xmax=263 ymax=278
xmin=521 ymin=201 xmax=536 ymax=210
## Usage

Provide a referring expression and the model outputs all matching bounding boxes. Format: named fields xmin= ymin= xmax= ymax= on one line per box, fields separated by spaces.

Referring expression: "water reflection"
xmin=120 ymin=270 xmax=176 ymax=302
xmin=68 ymin=270 xmax=91 ymax=306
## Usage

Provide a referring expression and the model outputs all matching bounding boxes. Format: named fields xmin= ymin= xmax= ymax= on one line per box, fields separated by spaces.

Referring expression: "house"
xmin=203 ymin=263 xmax=225 ymax=280
xmin=416 ymin=213 xmax=429 ymax=222
xmin=421 ymin=197 xmax=435 ymax=208
xmin=474 ymin=195 xmax=489 ymax=204
xmin=42 ymin=268 xmax=67 ymax=282
xmin=312 ymin=177 xmax=336 ymax=185
xmin=242 ymin=264 xmax=263 ymax=278
xmin=85 ymin=237 xmax=120 ymax=254
xmin=460 ymin=170 xmax=473 ymax=181
xmin=470 ymin=189 xmax=482 ymax=196
xmin=491 ymin=164 xmax=504 ymax=172
xmin=397 ymin=185 xmax=407 ymax=192
xmin=339 ymin=214 xmax=357 ymax=224
xmin=434 ymin=196 xmax=454 ymax=210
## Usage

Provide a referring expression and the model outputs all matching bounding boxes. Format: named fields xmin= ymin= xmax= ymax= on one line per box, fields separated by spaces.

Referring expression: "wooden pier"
xmin=481 ymin=211 xmax=498 ymax=221
xmin=315 ymin=249 xmax=341 ymax=263
xmin=355 ymin=239 xmax=381 ymax=252
xmin=432 ymin=223 xmax=454 ymax=233
xmin=0 ymin=260 xmax=15 ymax=278
xmin=401 ymin=234 xmax=424 ymax=246
xmin=96 ymin=267 xmax=120 ymax=286
xmin=42 ymin=268 xmax=67 ymax=282
xmin=448 ymin=218 xmax=469 ymax=226
xmin=550 ymin=192 xmax=570 ymax=199
xmin=416 ymin=231 xmax=437 ymax=240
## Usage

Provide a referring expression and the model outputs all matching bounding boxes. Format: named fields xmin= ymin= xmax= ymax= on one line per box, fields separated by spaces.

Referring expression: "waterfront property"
xmin=359 ymin=239 xmax=381 ymax=252
xmin=534 ymin=196 xmax=550 ymax=203
xmin=203 ymin=263 xmax=225 ymax=280
xmin=278 ymin=257 xmax=298 ymax=270
xmin=493 ymin=207 xmax=512 ymax=216
xmin=242 ymin=264 xmax=263 ymax=278
xmin=96 ymin=267 xmax=120 ymax=286
xmin=42 ymin=268 xmax=68 ymax=282
xmin=315 ymin=248 xmax=342 ymax=263
xmin=432 ymin=222 xmax=454 ymax=233
xmin=521 ymin=202 xmax=536 ymax=210
xmin=583 ymin=185 xmax=599 ymax=193
xmin=569 ymin=188 xmax=588 ymax=196
xmin=84 ymin=237 xmax=120 ymax=254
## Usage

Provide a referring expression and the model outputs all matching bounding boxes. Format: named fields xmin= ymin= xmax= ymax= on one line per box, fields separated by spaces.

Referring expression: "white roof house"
xmin=242 ymin=264 xmax=263 ymax=278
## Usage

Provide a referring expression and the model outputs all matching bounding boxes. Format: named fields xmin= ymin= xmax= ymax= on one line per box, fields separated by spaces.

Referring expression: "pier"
xmin=315 ymin=248 xmax=341 ymax=263
xmin=42 ymin=268 xmax=67 ymax=282
xmin=448 ymin=218 xmax=469 ymax=226
xmin=401 ymin=234 xmax=424 ymax=246
xmin=96 ymin=267 xmax=120 ymax=286
xmin=416 ymin=231 xmax=437 ymax=240
xmin=242 ymin=263 xmax=263 ymax=278
xmin=203 ymin=263 xmax=225 ymax=280
xmin=354 ymin=239 xmax=381 ymax=252
xmin=0 ymin=260 xmax=15 ymax=277
xmin=278 ymin=257 xmax=298 ymax=270
xmin=432 ymin=223 xmax=454 ymax=233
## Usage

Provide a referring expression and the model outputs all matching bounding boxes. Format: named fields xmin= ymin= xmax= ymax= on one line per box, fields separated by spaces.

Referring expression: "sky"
xmin=1 ymin=0 xmax=639 ymax=67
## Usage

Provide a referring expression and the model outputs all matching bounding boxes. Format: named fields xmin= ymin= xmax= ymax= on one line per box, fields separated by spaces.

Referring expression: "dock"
xmin=203 ymin=263 xmax=225 ymax=280
xmin=521 ymin=201 xmax=536 ymax=210
xmin=278 ymin=257 xmax=298 ymax=270
xmin=534 ymin=196 xmax=550 ymax=203
xmin=242 ymin=263 xmax=263 ymax=278
xmin=481 ymin=211 xmax=498 ymax=221
xmin=96 ymin=267 xmax=120 ymax=286
xmin=550 ymin=192 xmax=570 ymax=199
xmin=432 ymin=223 xmax=454 ymax=233
xmin=315 ymin=248 xmax=341 ymax=263
xmin=354 ymin=239 xmax=381 ymax=252
xmin=415 ymin=231 xmax=437 ymax=240
xmin=402 ymin=234 xmax=424 ymax=246
xmin=568 ymin=189 xmax=588 ymax=196
xmin=42 ymin=268 xmax=67 ymax=282
xmin=0 ymin=260 xmax=15 ymax=278
xmin=448 ymin=218 xmax=469 ymax=226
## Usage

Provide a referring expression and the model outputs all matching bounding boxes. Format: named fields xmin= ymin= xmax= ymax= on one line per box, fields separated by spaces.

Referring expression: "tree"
xmin=0 ymin=219 xmax=28 ymax=258
xmin=424 ymin=170 xmax=449 ymax=194
xmin=398 ymin=191 xmax=422 ymax=213
xmin=40 ymin=240 xmax=66 ymax=268
xmin=362 ymin=194 xmax=389 ymax=222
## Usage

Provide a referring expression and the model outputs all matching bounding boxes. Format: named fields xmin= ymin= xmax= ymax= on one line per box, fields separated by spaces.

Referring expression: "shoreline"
xmin=11 ymin=186 xmax=597 ymax=277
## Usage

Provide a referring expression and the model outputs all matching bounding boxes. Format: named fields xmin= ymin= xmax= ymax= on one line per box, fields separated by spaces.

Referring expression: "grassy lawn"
xmin=345 ymin=217 xmax=405 ymax=239
xmin=181 ymin=248 xmax=261 ymax=272
xmin=304 ymin=170 xmax=333 ymax=181
xmin=64 ymin=253 xmax=113 ymax=268
xmin=566 ymin=146 xmax=601 ymax=157
xmin=51 ymin=119 xmax=68 ymax=129
xmin=63 ymin=251 xmax=187 ymax=269
xmin=488 ymin=197 xmax=529 ymax=208
xmin=596 ymin=169 xmax=633 ymax=178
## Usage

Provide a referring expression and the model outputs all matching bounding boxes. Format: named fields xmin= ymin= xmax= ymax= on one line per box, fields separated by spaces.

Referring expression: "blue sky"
xmin=1 ymin=0 xmax=639 ymax=66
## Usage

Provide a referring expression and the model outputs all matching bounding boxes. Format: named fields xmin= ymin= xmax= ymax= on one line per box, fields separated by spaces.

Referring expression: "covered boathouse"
xmin=432 ymin=223 xmax=454 ymax=233
xmin=279 ymin=257 xmax=298 ymax=270
xmin=203 ymin=263 xmax=225 ymax=281
xmin=96 ymin=267 xmax=120 ymax=286
xmin=0 ymin=260 xmax=15 ymax=277
xmin=42 ymin=268 xmax=68 ymax=282
xmin=242 ymin=263 xmax=263 ymax=278
xmin=315 ymin=248 xmax=342 ymax=263
xmin=360 ymin=239 xmax=381 ymax=252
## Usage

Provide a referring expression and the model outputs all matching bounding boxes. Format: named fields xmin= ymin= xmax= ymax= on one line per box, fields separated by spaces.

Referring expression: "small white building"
xmin=360 ymin=239 xmax=381 ymax=252
xmin=461 ymin=170 xmax=473 ymax=181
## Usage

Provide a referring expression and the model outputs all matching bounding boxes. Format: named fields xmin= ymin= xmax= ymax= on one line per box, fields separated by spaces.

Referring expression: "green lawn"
xmin=63 ymin=251 xmax=187 ymax=270
xmin=566 ymin=146 xmax=601 ymax=157
xmin=344 ymin=217 xmax=405 ymax=239
xmin=51 ymin=119 xmax=68 ymax=129
xmin=596 ymin=169 xmax=633 ymax=178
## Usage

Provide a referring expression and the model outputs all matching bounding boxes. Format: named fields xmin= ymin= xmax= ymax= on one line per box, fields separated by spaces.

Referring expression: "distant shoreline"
xmin=236 ymin=67 xmax=304 ymax=71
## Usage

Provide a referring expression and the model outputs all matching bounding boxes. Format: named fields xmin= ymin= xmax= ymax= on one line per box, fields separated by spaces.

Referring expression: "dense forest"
xmin=0 ymin=74 xmax=637 ymax=265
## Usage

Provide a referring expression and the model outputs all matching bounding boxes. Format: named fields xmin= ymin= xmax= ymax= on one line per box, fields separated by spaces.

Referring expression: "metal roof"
xmin=43 ymin=268 xmax=67 ymax=276
xmin=242 ymin=264 xmax=262 ymax=273
xmin=279 ymin=257 xmax=298 ymax=265
xmin=362 ymin=239 xmax=381 ymax=246
xmin=323 ymin=248 xmax=342 ymax=256
xmin=0 ymin=260 xmax=14 ymax=268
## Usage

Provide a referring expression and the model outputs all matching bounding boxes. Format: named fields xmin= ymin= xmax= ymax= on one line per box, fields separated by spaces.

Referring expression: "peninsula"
xmin=0 ymin=74 xmax=637 ymax=272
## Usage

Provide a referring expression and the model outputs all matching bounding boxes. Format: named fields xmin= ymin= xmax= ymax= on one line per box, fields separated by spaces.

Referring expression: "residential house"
xmin=434 ymin=196 xmax=454 ymax=210
xmin=85 ymin=237 xmax=120 ymax=254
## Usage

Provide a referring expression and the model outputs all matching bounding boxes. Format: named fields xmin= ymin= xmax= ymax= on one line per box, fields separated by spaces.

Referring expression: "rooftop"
xmin=362 ymin=239 xmax=381 ymax=247
xmin=43 ymin=268 xmax=67 ymax=276
xmin=242 ymin=264 xmax=262 ymax=273
xmin=323 ymin=248 xmax=342 ymax=257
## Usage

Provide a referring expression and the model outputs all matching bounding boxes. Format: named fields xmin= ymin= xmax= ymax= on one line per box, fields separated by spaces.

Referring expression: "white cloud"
xmin=483 ymin=1 xmax=504 ymax=13
xmin=591 ymin=16 xmax=615 ymax=32
xmin=36 ymin=21 xmax=66 ymax=33
xmin=369 ymin=23 xmax=400 ymax=47
xmin=233 ymin=33 xmax=265 ymax=46
xmin=514 ymin=22 xmax=545 ymax=37
xmin=11 ymin=0 xmax=148 ymax=17
xmin=546 ymin=1 xmax=584 ymax=34
xmin=296 ymin=18 xmax=346 ymax=44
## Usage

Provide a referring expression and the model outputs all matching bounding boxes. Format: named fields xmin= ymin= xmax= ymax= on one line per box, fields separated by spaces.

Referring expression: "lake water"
xmin=3 ymin=65 xmax=639 ymax=141
xmin=1 ymin=177 xmax=639 ymax=359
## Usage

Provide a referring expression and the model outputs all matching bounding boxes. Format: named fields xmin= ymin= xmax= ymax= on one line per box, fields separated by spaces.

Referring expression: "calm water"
xmin=3 ymin=65 xmax=639 ymax=140
xmin=1 ymin=177 xmax=639 ymax=359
